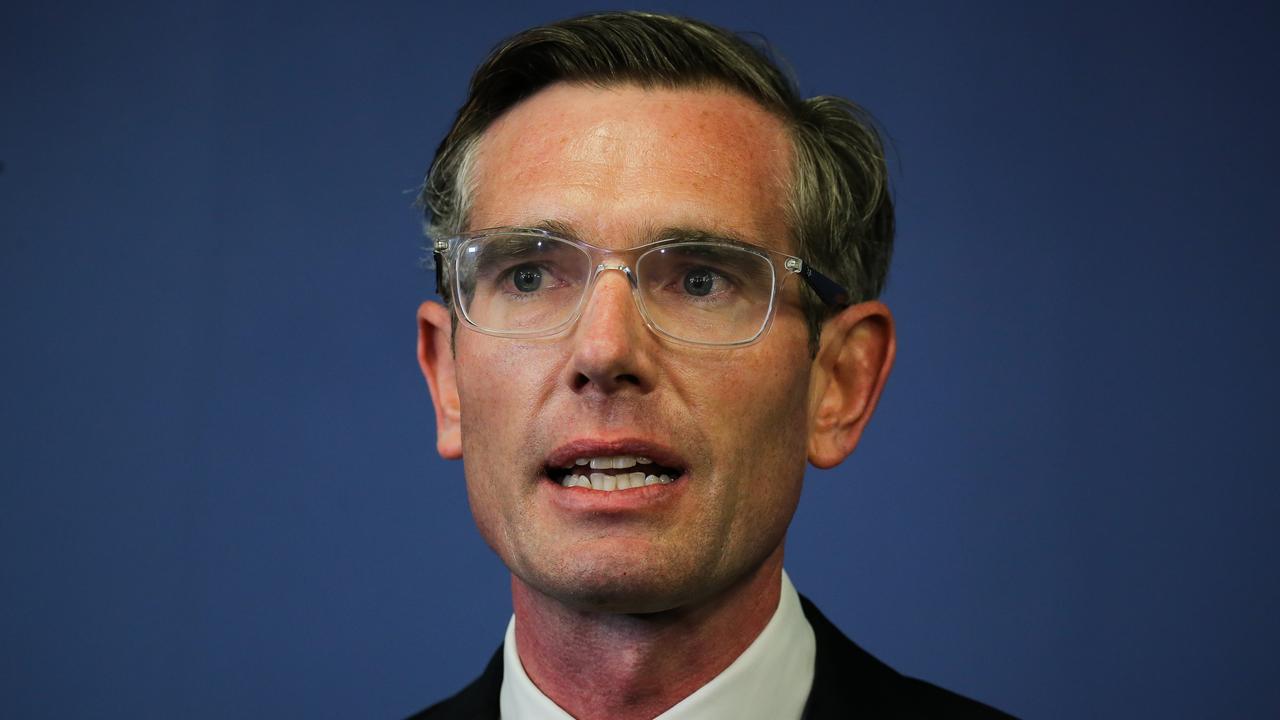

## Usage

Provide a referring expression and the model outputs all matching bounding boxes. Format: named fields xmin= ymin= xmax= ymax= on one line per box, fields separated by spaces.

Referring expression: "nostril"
xmin=571 ymin=371 xmax=641 ymax=391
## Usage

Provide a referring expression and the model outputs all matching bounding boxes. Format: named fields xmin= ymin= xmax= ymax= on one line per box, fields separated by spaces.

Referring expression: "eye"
xmin=683 ymin=268 xmax=716 ymax=297
xmin=511 ymin=264 xmax=543 ymax=292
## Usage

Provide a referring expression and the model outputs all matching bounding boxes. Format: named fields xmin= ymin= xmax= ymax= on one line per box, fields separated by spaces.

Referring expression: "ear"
xmin=417 ymin=301 xmax=463 ymax=460
xmin=806 ymin=301 xmax=896 ymax=468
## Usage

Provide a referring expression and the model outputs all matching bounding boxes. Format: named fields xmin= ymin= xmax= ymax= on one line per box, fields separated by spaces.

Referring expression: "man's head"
xmin=417 ymin=12 xmax=896 ymax=615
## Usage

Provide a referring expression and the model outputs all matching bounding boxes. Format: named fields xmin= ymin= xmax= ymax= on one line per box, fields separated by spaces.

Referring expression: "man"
xmin=412 ymin=11 xmax=1011 ymax=719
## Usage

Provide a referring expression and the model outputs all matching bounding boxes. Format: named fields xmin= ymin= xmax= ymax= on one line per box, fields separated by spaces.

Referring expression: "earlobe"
xmin=806 ymin=301 xmax=896 ymax=468
xmin=417 ymin=301 xmax=463 ymax=460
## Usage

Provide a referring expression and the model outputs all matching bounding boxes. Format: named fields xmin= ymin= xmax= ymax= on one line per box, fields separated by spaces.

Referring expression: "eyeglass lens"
xmin=455 ymin=232 xmax=777 ymax=344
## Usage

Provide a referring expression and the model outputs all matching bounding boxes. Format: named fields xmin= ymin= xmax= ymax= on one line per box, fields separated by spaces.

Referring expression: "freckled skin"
xmin=457 ymin=84 xmax=813 ymax=614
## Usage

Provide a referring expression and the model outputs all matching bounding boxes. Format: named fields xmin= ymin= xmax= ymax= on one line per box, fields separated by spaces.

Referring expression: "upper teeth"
xmin=570 ymin=455 xmax=653 ymax=469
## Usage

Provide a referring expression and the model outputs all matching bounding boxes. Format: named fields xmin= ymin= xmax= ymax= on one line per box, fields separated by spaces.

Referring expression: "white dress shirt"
xmin=499 ymin=570 xmax=816 ymax=720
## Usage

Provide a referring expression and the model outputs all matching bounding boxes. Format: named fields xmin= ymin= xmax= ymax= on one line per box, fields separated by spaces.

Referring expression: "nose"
xmin=564 ymin=264 xmax=655 ymax=395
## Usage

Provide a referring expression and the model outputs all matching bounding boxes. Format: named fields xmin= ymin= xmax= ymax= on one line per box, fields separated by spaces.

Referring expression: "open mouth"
xmin=546 ymin=455 xmax=685 ymax=492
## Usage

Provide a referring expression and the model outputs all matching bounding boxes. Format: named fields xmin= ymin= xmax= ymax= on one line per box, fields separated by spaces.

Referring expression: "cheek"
xmin=696 ymin=350 xmax=809 ymax=572
xmin=714 ymin=336 xmax=810 ymax=421
xmin=453 ymin=340 xmax=558 ymax=538
xmin=737 ymin=346 xmax=812 ymax=478
xmin=683 ymin=341 xmax=813 ymax=476
xmin=454 ymin=337 xmax=558 ymax=430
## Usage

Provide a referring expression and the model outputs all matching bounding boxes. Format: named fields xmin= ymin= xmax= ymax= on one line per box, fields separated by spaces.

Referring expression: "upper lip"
xmin=545 ymin=437 xmax=687 ymax=472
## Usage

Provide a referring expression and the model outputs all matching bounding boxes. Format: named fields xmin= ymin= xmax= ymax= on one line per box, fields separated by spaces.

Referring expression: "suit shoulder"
xmin=404 ymin=646 xmax=503 ymax=720
xmin=799 ymin=595 xmax=1017 ymax=719
xmin=895 ymin=676 xmax=1017 ymax=718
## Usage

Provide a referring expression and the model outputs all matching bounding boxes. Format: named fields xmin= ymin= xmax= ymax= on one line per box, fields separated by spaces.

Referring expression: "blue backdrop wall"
xmin=3 ymin=1 xmax=1278 ymax=717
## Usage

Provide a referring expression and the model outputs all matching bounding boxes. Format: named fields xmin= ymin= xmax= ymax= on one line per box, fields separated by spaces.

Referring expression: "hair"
xmin=420 ymin=11 xmax=894 ymax=350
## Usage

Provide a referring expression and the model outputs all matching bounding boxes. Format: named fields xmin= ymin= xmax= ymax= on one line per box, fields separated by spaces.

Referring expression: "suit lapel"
xmin=799 ymin=595 xmax=905 ymax=719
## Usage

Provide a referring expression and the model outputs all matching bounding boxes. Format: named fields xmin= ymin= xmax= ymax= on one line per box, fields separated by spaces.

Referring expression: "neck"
xmin=511 ymin=548 xmax=785 ymax=720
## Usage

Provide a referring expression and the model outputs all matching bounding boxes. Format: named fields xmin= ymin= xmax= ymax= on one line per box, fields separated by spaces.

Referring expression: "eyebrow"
xmin=522 ymin=220 xmax=758 ymax=249
xmin=653 ymin=225 xmax=755 ymax=247
xmin=526 ymin=219 xmax=582 ymax=241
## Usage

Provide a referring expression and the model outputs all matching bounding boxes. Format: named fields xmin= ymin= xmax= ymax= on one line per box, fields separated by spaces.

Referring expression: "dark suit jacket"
xmin=408 ymin=596 xmax=1014 ymax=719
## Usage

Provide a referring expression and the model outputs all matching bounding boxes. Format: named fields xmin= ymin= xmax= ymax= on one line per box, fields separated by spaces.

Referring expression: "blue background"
xmin=3 ymin=1 xmax=1278 ymax=717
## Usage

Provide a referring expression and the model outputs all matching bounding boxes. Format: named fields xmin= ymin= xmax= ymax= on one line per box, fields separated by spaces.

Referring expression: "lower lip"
xmin=541 ymin=473 xmax=687 ymax=513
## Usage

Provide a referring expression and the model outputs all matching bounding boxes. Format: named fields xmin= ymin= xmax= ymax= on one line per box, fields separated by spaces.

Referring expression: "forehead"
xmin=466 ymin=82 xmax=793 ymax=249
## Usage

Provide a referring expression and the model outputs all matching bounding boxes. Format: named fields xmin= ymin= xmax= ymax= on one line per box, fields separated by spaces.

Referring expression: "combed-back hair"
xmin=420 ymin=11 xmax=894 ymax=349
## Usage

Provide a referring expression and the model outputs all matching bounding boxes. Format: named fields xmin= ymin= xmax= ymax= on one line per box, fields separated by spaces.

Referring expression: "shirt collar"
xmin=499 ymin=570 xmax=816 ymax=720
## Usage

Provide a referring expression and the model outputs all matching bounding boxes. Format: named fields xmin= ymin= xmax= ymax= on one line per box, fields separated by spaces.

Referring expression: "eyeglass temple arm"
xmin=786 ymin=258 xmax=851 ymax=308
xmin=432 ymin=239 xmax=449 ymax=297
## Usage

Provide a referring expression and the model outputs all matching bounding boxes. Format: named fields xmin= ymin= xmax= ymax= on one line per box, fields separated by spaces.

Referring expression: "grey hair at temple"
xmin=419 ymin=11 xmax=894 ymax=349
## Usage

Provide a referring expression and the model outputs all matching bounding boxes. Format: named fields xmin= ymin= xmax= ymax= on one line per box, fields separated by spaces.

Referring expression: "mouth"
xmin=545 ymin=443 xmax=687 ymax=493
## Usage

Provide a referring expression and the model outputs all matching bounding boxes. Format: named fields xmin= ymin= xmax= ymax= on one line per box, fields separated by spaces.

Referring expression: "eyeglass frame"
xmin=431 ymin=227 xmax=852 ymax=347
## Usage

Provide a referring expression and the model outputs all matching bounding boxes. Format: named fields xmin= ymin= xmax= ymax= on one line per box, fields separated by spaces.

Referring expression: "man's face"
xmin=447 ymin=83 xmax=817 ymax=613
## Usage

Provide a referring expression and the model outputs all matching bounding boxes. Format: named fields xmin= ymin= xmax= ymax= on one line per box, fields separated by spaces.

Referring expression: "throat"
xmin=510 ymin=563 xmax=785 ymax=720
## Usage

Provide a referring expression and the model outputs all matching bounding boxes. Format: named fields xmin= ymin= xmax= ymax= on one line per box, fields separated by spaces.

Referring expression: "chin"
xmin=517 ymin=551 xmax=707 ymax=615
xmin=554 ymin=581 xmax=692 ymax=615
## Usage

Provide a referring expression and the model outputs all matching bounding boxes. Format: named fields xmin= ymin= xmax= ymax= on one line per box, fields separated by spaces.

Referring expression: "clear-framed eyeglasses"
xmin=432 ymin=227 xmax=852 ymax=347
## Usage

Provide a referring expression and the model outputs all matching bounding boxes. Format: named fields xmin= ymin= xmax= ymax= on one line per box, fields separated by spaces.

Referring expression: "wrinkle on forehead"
xmin=466 ymin=83 xmax=792 ymax=248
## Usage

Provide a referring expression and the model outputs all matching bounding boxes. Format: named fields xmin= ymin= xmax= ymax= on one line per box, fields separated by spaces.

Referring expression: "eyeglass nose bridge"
xmin=577 ymin=261 xmax=651 ymax=333
xmin=592 ymin=261 xmax=639 ymax=288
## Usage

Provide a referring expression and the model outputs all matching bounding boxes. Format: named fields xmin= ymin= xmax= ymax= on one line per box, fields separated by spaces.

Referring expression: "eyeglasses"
xmin=433 ymin=228 xmax=851 ymax=347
